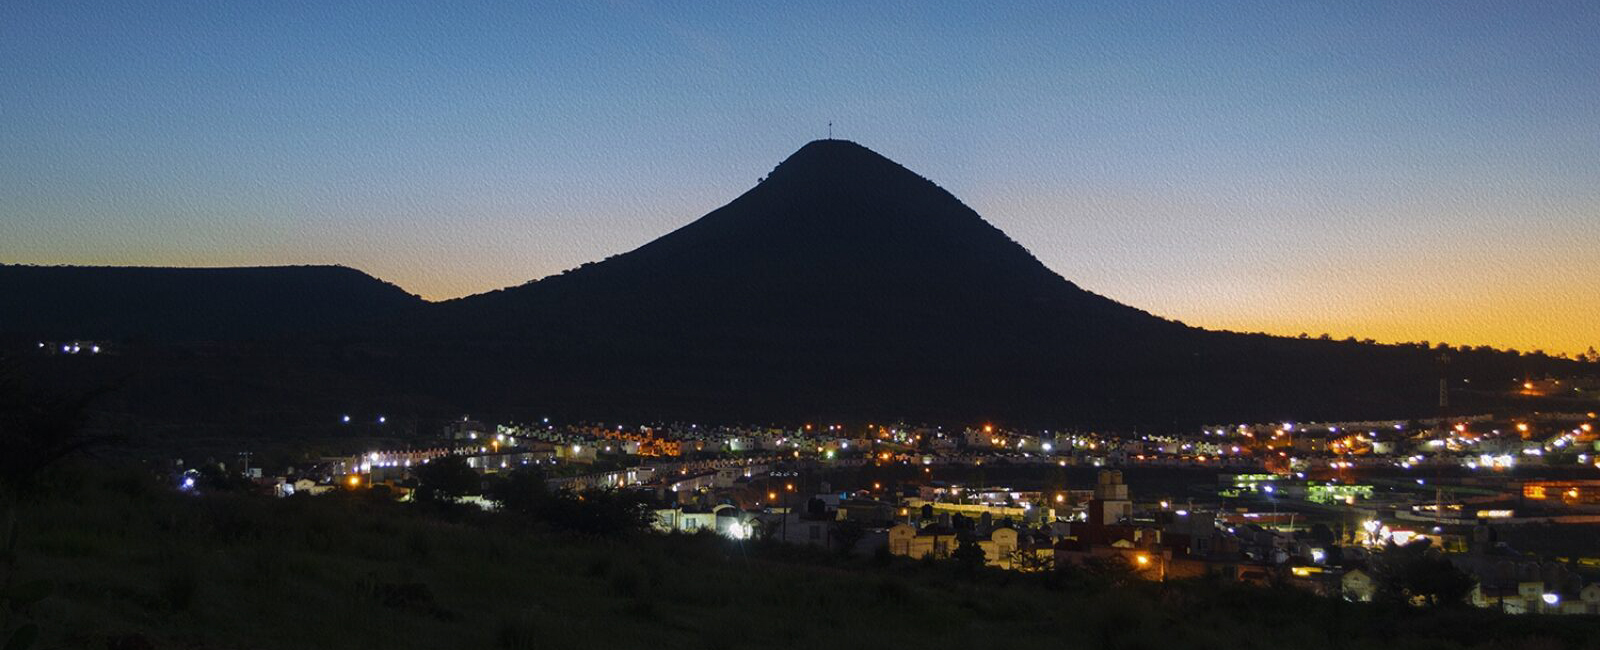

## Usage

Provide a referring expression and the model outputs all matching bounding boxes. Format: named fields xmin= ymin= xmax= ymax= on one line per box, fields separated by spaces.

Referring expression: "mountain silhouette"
xmin=406 ymin=140 xmax=1580 ymax=424
xmin=4 ymin=141 xmax=1589 ymax=429
xmin=437 ymin=139 xmax=1173 ymax=338
xmin=404 ymin=140 xmax=1199 ymax=420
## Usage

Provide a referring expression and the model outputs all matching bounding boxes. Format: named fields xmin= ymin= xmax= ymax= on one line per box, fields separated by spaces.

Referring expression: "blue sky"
xmin=3 ymin=1 xmax=1597 ymax=353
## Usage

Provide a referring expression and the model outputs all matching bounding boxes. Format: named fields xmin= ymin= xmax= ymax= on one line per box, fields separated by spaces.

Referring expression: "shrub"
xmin=494 ymin=613 xmax=540 ymax=650
xmin=157 ymin=562 xmax=197 ymax=612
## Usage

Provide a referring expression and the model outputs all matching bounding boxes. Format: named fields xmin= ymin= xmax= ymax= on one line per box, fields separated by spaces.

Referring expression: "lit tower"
xmin=1088 ymin=470 xmax=1132 ymax=526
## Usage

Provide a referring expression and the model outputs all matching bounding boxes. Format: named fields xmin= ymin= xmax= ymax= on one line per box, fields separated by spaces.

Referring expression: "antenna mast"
xmin=828 ymin=121 xmax=833 ymax=140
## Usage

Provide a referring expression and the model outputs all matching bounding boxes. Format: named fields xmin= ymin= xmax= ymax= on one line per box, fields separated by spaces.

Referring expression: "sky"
xmin=3 ymin=1 xmax=1597 ymax=355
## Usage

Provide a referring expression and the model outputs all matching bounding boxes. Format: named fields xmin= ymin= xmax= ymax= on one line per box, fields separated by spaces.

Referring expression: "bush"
xmin=413 ymin=456 xmax=480 ymax=502
xmin=494 ymin=613 xmax=540 ymax=650
xmin=1371 ymin=539 xmax=1476 ymax=607
xmin=157 ymin=562 xmax=197 ymax=612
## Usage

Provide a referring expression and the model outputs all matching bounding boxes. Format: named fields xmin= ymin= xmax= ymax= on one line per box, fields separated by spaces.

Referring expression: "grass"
xmin=10 ymin=465 xmax=1600 ymax=650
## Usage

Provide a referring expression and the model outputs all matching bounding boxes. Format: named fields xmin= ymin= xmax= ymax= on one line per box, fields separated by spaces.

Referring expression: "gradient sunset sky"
xmin=3 ymin=1 xmax=1596 ymax=355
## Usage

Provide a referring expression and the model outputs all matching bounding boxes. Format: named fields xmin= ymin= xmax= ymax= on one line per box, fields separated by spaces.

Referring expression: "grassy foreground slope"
xmin=12 ymin=470 xmax=1600 ymax=650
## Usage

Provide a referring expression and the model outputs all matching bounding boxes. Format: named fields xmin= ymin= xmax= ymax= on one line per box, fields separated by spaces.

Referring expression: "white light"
xmin=341 ymin=415 xmax=351 ymax=423
xmin=377 ymin=416 xmax=386 ymax=424
xmin=1543 ymin=593 xmax=1560 ymax=605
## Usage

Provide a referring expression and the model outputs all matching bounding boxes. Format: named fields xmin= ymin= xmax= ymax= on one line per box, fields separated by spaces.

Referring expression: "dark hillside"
xmin=0 ymin=264 xmax=423 ymax=341
xmin=15 ymin=468 xmax=1600 ymax=650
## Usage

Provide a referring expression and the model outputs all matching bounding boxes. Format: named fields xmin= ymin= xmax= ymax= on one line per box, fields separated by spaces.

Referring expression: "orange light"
xmin=785 ymin=483 xmax=794 ymax=492
xmin=1517 ymin=423 xmax=1530 ymax=433
xmin=768 ymin=491 xmax=777 ymax=500
xmin=1135 ymin=554 xmax=1151 ymax=567
xmin=347 ymin=475 xmax=361 ymax=487
xmin=1524 ymin=381 xmax=1535 ymax=390
xmin=983 ymin=424 xmax=994 ymax=434
xmin=872 ymin=482 xmax=881 ymax=490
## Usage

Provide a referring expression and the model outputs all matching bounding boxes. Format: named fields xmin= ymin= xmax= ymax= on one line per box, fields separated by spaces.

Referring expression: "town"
xmin=176 ymin=406 xmax=1600 ymax=615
